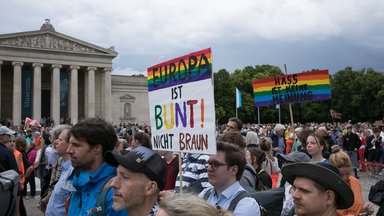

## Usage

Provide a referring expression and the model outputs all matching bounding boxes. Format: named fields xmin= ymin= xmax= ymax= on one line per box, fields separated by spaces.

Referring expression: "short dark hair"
xmin=228 ymin=117 xmax=243 ymax=131
xmin=217 ymin=141 xmax=246 ymax=181
xmin=68 ymin=118 xmax=117 ymax=159
xmin=217 ymin=131 xmax=246 ymax=149
xmin=133 ymin=132 xmax=152 ymax=149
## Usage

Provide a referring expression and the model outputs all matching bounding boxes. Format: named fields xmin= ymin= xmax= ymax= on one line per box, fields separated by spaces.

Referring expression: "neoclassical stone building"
xmin=0 ymin=19 xmax=149 ymax=125
xmin=111 ymin=75 xmax=149 ymax=125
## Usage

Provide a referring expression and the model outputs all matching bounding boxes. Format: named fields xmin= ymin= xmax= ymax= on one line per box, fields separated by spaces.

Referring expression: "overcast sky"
xmin=1 ymin=0 xmax=384 ymax=75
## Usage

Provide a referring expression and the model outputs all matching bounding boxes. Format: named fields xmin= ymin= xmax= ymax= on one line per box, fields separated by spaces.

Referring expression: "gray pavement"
xmin=22 ymin=171 xmax=383 ymax=216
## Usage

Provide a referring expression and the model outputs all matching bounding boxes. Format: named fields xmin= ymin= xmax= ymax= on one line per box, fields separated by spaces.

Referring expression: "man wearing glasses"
xmin=199 ymin=141 xmax=260 ymax=216
xmin=0 ymin=126 xmax=18 ymax=172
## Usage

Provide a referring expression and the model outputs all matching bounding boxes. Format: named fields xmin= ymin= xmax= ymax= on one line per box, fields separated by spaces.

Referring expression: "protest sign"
xmin=147 ymin=48 xmax=216 ymax=154
xmin=252 ymin=70 xmax=331 ymax=107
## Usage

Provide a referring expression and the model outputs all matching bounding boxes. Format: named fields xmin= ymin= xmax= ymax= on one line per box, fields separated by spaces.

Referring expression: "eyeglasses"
xmin=208 ymin=161 xmax=230 ymax=170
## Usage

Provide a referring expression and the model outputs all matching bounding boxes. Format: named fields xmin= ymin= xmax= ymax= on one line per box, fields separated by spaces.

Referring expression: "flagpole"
xmin=257 ymin=106 xmax=260 ymax=124
xmin=236 ymin=88 xmax=238 ymax=118
xmin=330 ymin=109 xmax=335 ymax=124
xmin=285 ymin=64 xmax=295 ymax=131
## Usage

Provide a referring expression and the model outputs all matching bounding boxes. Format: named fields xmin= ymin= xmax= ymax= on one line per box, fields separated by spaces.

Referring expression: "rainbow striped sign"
xmin=147 ymin=48 xmax=212 ymax=92
xmin=252 ymin=70 xmax=331 ymax=107
xmin=147 ymin=48 xmax=216 ymax=154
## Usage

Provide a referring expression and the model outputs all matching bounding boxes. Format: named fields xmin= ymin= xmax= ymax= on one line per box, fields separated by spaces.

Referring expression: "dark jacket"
xmin=343 ymin=132 xmax=362 ymax=151
xmin=0 ymin=143 xmax=18 ymax=172
xmin=366 ymin=135 xmax=382 ymax=151
xmin=270 ymin=133 xmax=286 ymax=156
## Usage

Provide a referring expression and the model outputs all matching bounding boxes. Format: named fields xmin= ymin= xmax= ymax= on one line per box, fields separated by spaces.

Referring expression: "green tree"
xmin=230 ymin=65 xmax=283 ymax=123
xmin=213 ymin=65 xmax=384 ymax=124
xmin=331 ymin=67 xmax=384 ymax=122
xmin=213 ymin=69 xmax=235 ymax=123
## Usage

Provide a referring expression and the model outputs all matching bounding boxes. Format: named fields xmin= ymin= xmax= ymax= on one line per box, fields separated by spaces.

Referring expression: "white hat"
xmin=0 ymin=126 xmax=15 ymax=136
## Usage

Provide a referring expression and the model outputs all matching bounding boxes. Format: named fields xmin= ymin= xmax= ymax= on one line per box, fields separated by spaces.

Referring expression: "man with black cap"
xmin=282 ymin=162 xmax=354 ymax=216
xmin=105 ymin=146 xmax=166 ymax=216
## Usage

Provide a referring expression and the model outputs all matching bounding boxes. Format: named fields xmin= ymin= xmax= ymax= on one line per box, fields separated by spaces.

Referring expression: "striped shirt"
xmin=175 ymin=153 xmax=211 ymax=193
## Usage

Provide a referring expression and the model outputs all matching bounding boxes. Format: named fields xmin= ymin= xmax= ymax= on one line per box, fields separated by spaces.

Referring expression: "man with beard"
xmin=105 ymin=146 xmax=166 ymax=216
xmin=66 ymin=118 xmax=126 ymax=216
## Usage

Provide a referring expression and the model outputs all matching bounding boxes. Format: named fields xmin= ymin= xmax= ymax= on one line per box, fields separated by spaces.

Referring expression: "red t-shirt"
xmin=163 ymin=156 xmax=178 ymax=190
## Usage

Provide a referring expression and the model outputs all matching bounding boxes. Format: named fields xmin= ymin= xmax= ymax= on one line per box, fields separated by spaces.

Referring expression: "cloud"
xmin=112 ymin=66 xmax=146 ymax=76
xmin=1 ymin=0 xmax=384 ymax=74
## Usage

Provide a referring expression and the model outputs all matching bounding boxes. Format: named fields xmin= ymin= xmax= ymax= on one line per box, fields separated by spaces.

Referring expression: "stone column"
xmin=86 ymin=67 xmax=96 ymax=118
xmin=12 ymin=62 xmax=23 ymax=125
xmin=0 ymin=61 xmax=2 ymax=116
xmin=69 ymin=65 xmax=79 ymax=124
xmin=103 ymin=68 xmax=112 ymax=122
xmin=51 ymin=64 xmax=61 ymax=125
xmin=32 ymin=63 xmax=43 ymax=123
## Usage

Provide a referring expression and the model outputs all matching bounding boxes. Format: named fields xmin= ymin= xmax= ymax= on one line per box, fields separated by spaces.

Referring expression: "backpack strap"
xmin=257 ymin=169 xmax=264 ymax=175
xmin=203 ymin=187 xmax=213 ymax=201
xmin=228 ymin=190 xmax=253 ymax=212
xmin=95 ymin=175 xmax=115 ymax=216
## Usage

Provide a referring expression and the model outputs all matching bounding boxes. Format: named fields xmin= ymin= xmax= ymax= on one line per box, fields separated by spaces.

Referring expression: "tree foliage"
xmin=213 ymin=65 xmax=384 ymax=124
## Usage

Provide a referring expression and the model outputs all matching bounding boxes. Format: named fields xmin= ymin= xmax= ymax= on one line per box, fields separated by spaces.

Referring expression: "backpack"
xmin=203 ymin=187 xmax=285 ymax=216
xmin=0 ymin=170 xmax=21 ymax=216
xmin=256 ymin=169 xmax=271 ymax=191
xmin=369 ymin=179 xmax=384 ymax=206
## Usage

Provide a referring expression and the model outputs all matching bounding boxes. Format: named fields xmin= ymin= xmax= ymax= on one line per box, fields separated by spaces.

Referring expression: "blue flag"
xmin=236 ymin=88 xmax=242 ymax=108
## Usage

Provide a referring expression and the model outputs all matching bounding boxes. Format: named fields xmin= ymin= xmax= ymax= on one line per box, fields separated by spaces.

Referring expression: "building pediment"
xmin=0 ymin=20 xmax=117 ymax=57
xmin=120 ymin=94 xmax=136 ymax=101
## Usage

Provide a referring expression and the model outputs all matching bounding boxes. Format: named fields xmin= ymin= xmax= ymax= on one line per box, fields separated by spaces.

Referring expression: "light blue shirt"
xmin=46 ymin=159 xmax=75 ymax=216
xmin=199 ymin=182 xmax=260 ymax=216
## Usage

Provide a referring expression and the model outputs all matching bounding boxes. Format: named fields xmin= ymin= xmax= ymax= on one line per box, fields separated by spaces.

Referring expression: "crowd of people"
xmin=1 ymin=116 xmax=384 ymax=216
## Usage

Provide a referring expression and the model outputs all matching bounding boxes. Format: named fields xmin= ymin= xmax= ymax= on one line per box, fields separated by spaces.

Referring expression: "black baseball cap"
xmin=105 ymin=146 xmax=166 ymax=191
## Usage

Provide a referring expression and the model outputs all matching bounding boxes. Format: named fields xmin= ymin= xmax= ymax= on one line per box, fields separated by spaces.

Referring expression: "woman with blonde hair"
xmin=329 ymin=146 xmax=374 ymax=215
xmin=157 ymin=193 xmax=232 ymax=216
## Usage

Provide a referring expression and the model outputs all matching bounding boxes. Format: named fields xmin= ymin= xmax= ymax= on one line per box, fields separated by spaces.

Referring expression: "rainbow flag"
xmin=147 ymin=48 xmax=212 ymax=92
xmin=252 ymin=70 xmax=331 ymax=107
